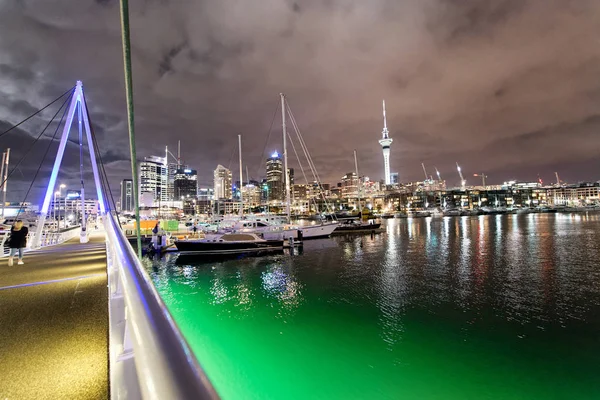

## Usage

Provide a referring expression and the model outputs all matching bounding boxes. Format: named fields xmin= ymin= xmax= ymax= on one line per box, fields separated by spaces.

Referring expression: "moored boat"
xmin=174 ymin=233 xmax=284 ymax=255
xmin=334 ymin=220 xmax=381 ymax=232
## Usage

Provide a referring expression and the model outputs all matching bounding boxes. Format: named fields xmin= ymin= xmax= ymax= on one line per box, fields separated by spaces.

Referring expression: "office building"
xmin=140 ymin=156 xmax=169 ymax=203
xmin=214 ymin=165 xmax=232 ymax=200
xmin=174 ymin=168 xmax=198 ymax=200
xmin=266 ymin=152 xmax=283 ymax=202
xmin=341 ymin=172 xmax=359 ymax=198
xmin=120 ymin=179 xmax=134 ymax=212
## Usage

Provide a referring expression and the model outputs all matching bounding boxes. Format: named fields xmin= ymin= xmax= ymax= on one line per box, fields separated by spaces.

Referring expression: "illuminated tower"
xmin=379 ymin=100 xmax=393 ymax=185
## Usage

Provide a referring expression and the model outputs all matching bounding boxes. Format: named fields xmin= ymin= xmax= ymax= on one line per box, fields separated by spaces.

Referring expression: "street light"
xmin=59 ymin=184 xmax=66 ymax=229
xmin=53 ymin=191 xmax=60 ymax=231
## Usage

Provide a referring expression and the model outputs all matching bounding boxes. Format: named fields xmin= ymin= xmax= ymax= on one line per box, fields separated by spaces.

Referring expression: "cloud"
xmin=1 ymin=0 xmax=600 ymax=202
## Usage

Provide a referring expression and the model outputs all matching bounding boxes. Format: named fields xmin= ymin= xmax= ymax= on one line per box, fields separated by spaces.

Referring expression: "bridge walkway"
xmin=0 ymin=232 xmax=108 ymax=399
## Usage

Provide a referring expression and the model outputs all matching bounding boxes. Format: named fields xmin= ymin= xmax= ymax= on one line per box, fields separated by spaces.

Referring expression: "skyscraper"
xmin=120 ymin=179 xmax=133 ymax=211
xmin=174 ymin=168 xmax=198 ymax=200
xmin=139 ymin=156 xmax=169 ymax=203
xmin=378 ymin=100 xmax=393 ymax=185
xmin=213 ymin=165 xmax=232 ymax=199
xmin=266 ymin=151 xmax=283 ymax=202
xmin=341 ymin=172 xmax=359 ymax=198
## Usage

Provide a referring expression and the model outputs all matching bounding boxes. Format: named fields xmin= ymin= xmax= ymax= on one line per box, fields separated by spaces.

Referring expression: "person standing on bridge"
xmin=8 ymin=220 xmax=28 ymax=266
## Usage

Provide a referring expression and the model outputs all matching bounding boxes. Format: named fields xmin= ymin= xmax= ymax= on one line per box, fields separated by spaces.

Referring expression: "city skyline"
xmin=2 ymin=1 xmax=600 ymax=202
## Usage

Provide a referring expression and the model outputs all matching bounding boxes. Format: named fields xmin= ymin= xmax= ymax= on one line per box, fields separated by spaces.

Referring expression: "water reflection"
xmin=145 ymin=214 xmax=600 ymax=399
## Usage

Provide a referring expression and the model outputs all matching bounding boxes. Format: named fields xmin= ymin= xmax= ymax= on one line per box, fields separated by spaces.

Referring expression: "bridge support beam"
xmin=32 ymin=81 xmax=107 ymax=249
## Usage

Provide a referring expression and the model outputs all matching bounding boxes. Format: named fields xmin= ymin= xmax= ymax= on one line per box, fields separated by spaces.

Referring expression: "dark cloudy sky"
xmin=1 ymin=0 xmax=600 ymax=203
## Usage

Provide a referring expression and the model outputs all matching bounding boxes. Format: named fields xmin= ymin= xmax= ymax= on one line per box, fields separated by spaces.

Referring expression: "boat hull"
xmin=174 ymin=239 xmax=284 ymax=255
xmin=298 ymin=222 xmax=338 ymax=239
xmin=335 ymin=222 xmax=381 ymax=232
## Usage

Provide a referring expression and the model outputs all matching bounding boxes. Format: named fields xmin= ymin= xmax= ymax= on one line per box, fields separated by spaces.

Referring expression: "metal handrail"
xmin=105 ymin=212 xmax=219 ymax=399
xmin=1 ymin=226 xmax=82 ymax=256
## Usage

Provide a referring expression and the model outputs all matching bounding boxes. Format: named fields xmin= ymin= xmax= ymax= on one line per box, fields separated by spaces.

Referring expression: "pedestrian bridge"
xmin=0 ymin=81 xmax=218 ymax=399
xmin=0 ymin=214 xmax=219 ymax=399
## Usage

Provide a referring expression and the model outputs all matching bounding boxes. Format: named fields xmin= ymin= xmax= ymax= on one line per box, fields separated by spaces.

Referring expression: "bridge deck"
xmin=0 ymin=233 xmax=108 ymax=399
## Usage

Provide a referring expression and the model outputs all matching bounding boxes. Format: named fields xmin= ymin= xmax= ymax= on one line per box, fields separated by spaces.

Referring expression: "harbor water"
xmin=146 ymin=214 xmax=600 ymax=399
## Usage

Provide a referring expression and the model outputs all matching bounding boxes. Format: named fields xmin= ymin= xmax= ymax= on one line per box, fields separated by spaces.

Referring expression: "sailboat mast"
xmin=281 ymin=93 xmax=291 ymax=220
xmin=238 ymin=134 xmax=243 ymax=217
xmin=354 ymin=150 xmax=361 ymax=219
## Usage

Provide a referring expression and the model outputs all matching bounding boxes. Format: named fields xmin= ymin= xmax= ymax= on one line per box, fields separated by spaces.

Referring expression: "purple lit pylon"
xmin=32 ymin=81 xmax=106 ymax=248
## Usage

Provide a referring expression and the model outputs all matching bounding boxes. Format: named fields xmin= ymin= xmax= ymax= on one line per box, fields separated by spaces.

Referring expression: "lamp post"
xmin=59 ymin=184 xmax=66 ymax=229
xmin=53 ymin=191 xmax=60 ymax=231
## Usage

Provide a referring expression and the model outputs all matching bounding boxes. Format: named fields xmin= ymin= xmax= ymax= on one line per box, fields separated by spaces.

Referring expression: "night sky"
xmin=1 ymin=0 xmax=600 ymax=203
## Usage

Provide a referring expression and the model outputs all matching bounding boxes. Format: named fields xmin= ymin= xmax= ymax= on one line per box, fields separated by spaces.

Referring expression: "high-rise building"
xmin=174 ymin=168 xmax=198 ymax=200
xmin=266 ymin=151 xmax=283 ymax=202
xmin=390 ymin=172 xmax=399 ymax=185
xmin=341 ymin=172 xmax=358 ymax=198
xmin=139 ymin=156 xmax=169 ymax=203
xmin=120 ymin=179 xmax=134 ymax=212
xmin=378 ymin=100 xmax=393 ymax=185
xmin=167 ymin=161 xmax=179 ymax=201
xmin=242 ymin=184 xmax=261 ymax=207
xmin=214 ymin=165 xmax=232 ymax=200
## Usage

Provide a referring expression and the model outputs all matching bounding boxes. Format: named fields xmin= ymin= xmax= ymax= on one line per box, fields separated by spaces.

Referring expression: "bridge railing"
xmin=104 ymin=212 xmax=218 ymax=399
xmin=0 ymin=226 xmax=82 ymax=256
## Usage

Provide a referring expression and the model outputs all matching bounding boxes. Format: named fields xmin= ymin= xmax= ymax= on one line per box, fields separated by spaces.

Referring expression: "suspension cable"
xmin=14 ymin=90 xmax=73 ymax=221
xmin=0 ymin=89 xmax=74 ymax=191
xmin=85 ymin=97 xmax=122 ymax=228
xmin=0 ymin=86 xmax=74 ymax=139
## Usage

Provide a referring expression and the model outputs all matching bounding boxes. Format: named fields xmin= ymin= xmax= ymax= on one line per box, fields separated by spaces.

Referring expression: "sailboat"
xmin=278 ymin=93 xmax=338 ymax=239
xmin=334 ymin=151 xmax=381 ymax=232
xmin=174 ymin=135 xmax=289 ymax=256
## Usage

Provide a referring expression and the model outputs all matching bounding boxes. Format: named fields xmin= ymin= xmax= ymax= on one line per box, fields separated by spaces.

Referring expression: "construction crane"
xmin=435 ymin=167 xmax=441 ymax=181
xmin=456 ymin=162 xmax=466 ymax=190
xmin=473 ymin=173 xmax=487 ymax=189
xmin=555 ymin=172 xmax=561 ymax=186
xmin=421 ymin=163 xmax=429 ymax=181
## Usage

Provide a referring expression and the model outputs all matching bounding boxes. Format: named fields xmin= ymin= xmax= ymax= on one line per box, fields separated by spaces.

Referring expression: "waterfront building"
xmin=197 ymin=187 xmax=214 ymax=201
xmin=266 ymin=152 xmax=283 ymax=202
xmin=140 ymin=156 xmax=169 ymax=203
xmin=120 ymin=179 xmax=133 ymax=212
xmin=242 ymin=184 xmax=262 ymax=208
xmin=194 ymin=199 xmax=212 ymax=215
xmin=378 ymin=100 xmax=393 ymax=185
xmin=213 ymin=199 xmax=242 ymax=215
xmin=341 ymin=172 xmax=359 ymax=199
xmin=174 ymin=168 xmax=198 ymax=200
xmin=293 ymin=184 xmax=310 ymax=201
xmin=547 ymin=182 xmax=600 ymax=206
xmin=51 ymin=190 xmax=99 ymax=221
xmin=213 ymin=165 xmax=232 ymax=200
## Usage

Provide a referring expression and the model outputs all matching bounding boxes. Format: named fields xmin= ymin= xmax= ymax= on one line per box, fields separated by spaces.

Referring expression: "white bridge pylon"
xmin=32 ymin=81 xmax=106 ymax=248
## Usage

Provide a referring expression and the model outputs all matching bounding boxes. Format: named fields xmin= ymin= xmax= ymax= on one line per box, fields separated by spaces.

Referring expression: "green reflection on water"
xmin=148 ymin=215 xmax=600 ymax=399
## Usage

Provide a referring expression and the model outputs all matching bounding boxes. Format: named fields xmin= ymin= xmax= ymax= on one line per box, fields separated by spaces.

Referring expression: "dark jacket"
xmin=9 ymin=226 xmax=28 ymax=249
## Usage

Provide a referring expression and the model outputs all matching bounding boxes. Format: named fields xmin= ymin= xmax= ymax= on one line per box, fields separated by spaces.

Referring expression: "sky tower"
xmin=379 ymin=100 xmax=393 ymax=185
